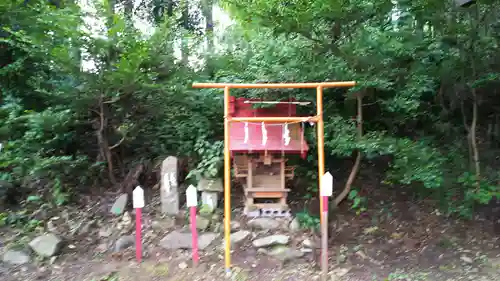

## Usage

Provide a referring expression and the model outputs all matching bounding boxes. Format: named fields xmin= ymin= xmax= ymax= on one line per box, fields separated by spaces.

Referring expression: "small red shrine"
xmin=229 ymin=97 xmax=309 ymax=216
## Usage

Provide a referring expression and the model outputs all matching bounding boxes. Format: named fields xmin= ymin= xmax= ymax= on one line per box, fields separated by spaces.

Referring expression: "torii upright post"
xmin=192 ymin=81 xmax=356 ymax=276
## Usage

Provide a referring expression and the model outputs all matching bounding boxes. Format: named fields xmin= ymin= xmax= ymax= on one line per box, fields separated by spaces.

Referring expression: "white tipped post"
xmin=186 ymin=184 xmax=199 ymax=266
xmin=320 ymin=172 xmax=333 ymax=281
xmin=132 ymin=186 xmax=145 ymax=263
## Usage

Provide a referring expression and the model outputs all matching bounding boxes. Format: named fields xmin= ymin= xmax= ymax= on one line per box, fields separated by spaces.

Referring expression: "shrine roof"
xmin=229 ymin=97 xmax=309 ymax=156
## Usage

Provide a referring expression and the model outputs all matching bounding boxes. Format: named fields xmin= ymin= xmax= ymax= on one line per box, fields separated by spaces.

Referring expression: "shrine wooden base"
xmin=234 ymin=154 xmax=295 ymax=217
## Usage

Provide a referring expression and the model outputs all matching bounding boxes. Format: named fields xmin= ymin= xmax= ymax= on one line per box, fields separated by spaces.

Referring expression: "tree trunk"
xmin=96 ymin=95 xmax=116 ymax=184
xmin=123 ymin=0 xmax=134 ymax=27
xmin=469 ymin=6 xmax=481 ymax=188
xmin=106 ymin=0 xmax=116 ymax=30
xmin=180 ymin=0 xmax=189 ymax=66
xmin=470 ymin=88 xmax=481 ymax=186
xmin=201 ymin=0 xmax=214 ymax=75
xmin=334 ymin=93 xmax=363 ymax=206
xmin=460 ymin=99 xmax=474 ymax=168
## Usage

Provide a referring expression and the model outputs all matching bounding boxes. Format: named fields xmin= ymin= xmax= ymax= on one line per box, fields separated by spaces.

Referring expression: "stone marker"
xmin=110 ymin=193 xmax=128 ymax=215
xmin=160 ymin=156 xmax=179 ymax=215
xmin=29 ymin=233 xmax=62 ymax=257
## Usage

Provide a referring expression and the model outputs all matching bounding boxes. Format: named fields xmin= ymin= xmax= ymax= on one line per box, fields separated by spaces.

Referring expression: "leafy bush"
xmin=186 ymin=138 xmax=224 ymax=181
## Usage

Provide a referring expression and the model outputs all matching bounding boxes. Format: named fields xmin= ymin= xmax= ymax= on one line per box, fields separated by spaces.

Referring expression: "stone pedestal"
xmin=201 ymin=191 xmax=219 ymax=212
xmin=160 ymin=156 xmax=179 ymax=215
xmin=198 ymin=177 xmax=223 ymax=213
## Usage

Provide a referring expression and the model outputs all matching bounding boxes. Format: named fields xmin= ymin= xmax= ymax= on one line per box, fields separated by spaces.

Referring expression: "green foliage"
xmin=0 ymin=0 xmax=219 ymax=207
xmin=449 ymin=172 xmax=500 ymax=218
xmin=326 ymin=115 xmax=445 ymax=190
xmin=1 ymin=0 xmax=500 ymax=220
xmin=217 ymin=0 xmax=500 ymax=217
xmin=348 ymin=189 xmax=367 ymax=215
xmin=295 ymin=210 xmax=320 ymax=231
xmin=186 ymin=139 xmax=224 ymax=180
xmin=0 ymin=212 xmax=7 ymax=227
xmin=385 ymin=139 xmax=445 ymax=189
xmin=457 ymin=172 xmax=500 ymax=204
xmin=0 ymin=106 xmax=89 ymax=204
xmin=0 ymin=210 xmax=42 ymax=232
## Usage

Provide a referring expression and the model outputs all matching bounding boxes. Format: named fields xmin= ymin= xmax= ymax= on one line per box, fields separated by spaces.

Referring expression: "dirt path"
xmin=1 ymin=189 xmax=499 ymax=281
xmin=2 ymin=225 xmax=499 ymax=281
xmin=2 ymin=254 xmax=499 ymax=281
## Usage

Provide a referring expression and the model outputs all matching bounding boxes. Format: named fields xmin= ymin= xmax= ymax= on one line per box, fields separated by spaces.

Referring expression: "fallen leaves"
xmin=363 ymin=226 xmax=379 ymax=235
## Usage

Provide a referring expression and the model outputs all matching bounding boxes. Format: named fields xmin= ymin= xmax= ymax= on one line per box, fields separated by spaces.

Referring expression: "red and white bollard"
xmin=186 ymin=184 xmax=199 ymax=266
xmin=133 ymin=186 xmax=144 ymax=263
xmin=320 ymin=172 xmax=333 ymax=281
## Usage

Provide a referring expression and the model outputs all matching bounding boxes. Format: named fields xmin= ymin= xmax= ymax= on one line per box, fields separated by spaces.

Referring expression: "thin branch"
xmin=90 ymin=109 xmax=101 ymax=116
xmin=103 ymin=97 xmax=121 ymax=104
xmin=109 ymin=135 xmax=126 ymax=150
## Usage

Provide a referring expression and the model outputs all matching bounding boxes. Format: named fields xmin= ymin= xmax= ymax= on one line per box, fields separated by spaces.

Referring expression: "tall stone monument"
xmin=161 ymin=156 xmax=179 ymax=215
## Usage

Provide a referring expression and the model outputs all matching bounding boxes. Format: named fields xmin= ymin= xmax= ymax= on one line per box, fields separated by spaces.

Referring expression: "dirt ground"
xmin=1 ymin=184 xmax=499 ymax=281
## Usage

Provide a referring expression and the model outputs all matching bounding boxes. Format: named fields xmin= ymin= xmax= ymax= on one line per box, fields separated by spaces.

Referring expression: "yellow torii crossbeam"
xmin=192 ymin=81 xmax=356 ymax=275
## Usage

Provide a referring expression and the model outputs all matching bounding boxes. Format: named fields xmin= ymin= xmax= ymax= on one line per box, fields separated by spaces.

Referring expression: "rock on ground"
xmin=178 ymin=262 xmax=188 ymax=269
xmin=248 ymin=218 xmax=281 ymax=230
xmin=151 ymin=217 xmax=176 ymax=231
xmin=110 ymin=193 xmax=128 ymax=215
xmin=114 ymin=235 xmax=135 ymax=252
xmin=223 ymin=230 xmax=251 ymax=247
xmin=194 ymin=215 xmax=210 ymax=231
xmin=29 ymin=233 xmax=62 ymax=257
xmin=160 ymin=230 xmax=218 ymax=250
xmin=99 ymin=227 xmax=113 ymax=238
xmin=252 ymin=235 xmax=290 ymax=248
xmin=331 ymin=267 xmax=350 ymax=278
xmin=230 ymin=221 xmax=241 ymax=232
xmin=302 ymin=238 xmax=319 ymax=249
xmin=261 ymin=245 xmax=304 ymax=262
xmin=77 ymin=219 xmax=96 ymax=235
xmin=2 ymin=250 xmax=30 ymax=265
xmin=222 ymin=220 xmax=241 ymax=232
xmin=289 ymin=217 xmax=300 ymax=232
xmin=460 ymin=255 xmax=474 ymax=263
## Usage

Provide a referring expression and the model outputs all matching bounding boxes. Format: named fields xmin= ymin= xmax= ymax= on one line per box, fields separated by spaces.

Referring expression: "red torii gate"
xmin=192 ymin=81 xmax=356 ymax=278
